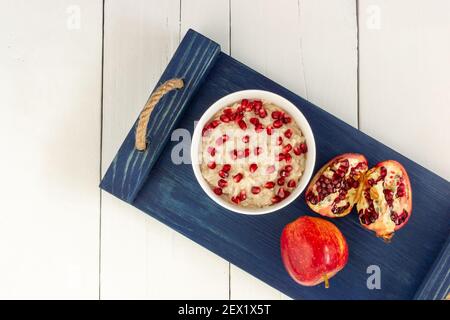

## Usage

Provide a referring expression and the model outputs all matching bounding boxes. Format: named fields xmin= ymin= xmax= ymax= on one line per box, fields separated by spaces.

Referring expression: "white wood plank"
xmin=181 ymin=0 xmax=230 ymax=54
xmin=100 ymin=0 xmax=229 ymax=299
xmin=0 ymin=0 xmax=102 ymax=298
xmin=359 ymin=0 xmax=450 ymax=180
xmin=231 ymin=0 xmax=358 ymax=126
xmin=230 ymin=0 xmax=358 ymax=299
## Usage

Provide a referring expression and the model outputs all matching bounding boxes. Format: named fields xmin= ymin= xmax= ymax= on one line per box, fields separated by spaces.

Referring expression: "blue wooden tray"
xmin=101 ymin=29 xmax=450 ymax=300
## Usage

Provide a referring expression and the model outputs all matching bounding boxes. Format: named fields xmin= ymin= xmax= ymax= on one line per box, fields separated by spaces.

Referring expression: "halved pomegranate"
xmin=356 ymin=160 xmax=412 ymax=241
xmin=305 ymin=153 xmax=368 ymax=218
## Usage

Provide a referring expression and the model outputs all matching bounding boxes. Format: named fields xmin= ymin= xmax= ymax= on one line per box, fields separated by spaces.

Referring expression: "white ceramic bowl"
xmin=191 ymin=90 xmax=316 ymax=215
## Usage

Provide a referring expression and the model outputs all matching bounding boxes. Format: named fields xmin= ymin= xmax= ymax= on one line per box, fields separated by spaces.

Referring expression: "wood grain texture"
xmin=1 ymin=0 xmax=447 ymax=299
xmin=359 ymin=0 xmax=450 ymax=299
xmin=229 ymin=0 xmax=357 ymax=299
xmin=359 ymin=0 xmax=450 ymax=180
xmin=101 ymin=30 xmax=450 ymax=299
xmin=100 ymin=0 xmax=229 ymax=299
xmin=181 ymin=0 xmax=236 ymax=299
xmin=0 ymin=0 xmax=102 ymax=298
xmin=231 ymin=0 xmax=358 ymax=126
xmin=100 ymin=30 xmax=221 ymax=202
xmin=415 ymin=236 xmax=450 ymax=300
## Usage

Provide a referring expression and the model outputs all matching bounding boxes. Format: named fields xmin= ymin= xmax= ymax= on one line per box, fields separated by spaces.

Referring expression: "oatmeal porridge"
xmin=199 ymin=99 xmax=307 ymax=208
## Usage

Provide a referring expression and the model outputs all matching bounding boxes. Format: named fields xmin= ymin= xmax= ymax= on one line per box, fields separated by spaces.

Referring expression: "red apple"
xmin=280 ymin=216 xmax=349 ymax=288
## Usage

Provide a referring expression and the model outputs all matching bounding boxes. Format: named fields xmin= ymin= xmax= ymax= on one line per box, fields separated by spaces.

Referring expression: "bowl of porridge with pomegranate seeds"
xmin=191 ymin=90 xmax=316 ymax=215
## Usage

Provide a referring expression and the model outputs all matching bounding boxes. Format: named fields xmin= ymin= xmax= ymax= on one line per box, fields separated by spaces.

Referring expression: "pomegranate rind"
xmin=357 ymin=160 xmax=412 ymax=241
xmin=305 ymin=153 xmax=368 ymax=218
xmin=280 ymin=216 xmax=349 ymax=287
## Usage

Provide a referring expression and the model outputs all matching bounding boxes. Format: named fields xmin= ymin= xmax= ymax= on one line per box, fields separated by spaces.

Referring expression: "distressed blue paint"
xmin=415 ymin=236 xmax=450 ymax=300
xmin=100 ymin=29 xmax=221 ymax=202
xmin=101 ymin=30 xmax=450 ymax=300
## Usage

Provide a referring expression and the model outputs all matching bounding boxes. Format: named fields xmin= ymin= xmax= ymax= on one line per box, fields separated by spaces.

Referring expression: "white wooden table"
xmin=1 ymin=0 xmax=449 ymax=299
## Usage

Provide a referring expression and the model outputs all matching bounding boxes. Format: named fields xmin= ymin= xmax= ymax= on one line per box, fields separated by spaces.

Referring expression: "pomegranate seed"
xmin=282 ymin=116 xmax=292 ymax=124
xmin=210 ymin=120 xmax=220 ymax=128
xmin=213 ymin=187 xmax=223 ymax=195
xmin=293 ymin=146 xmax=301 ymax=155
xmin=285 ymin=153 xmax=292 ymax=163
xmin=277 ymin=177 xmax=285 ymax=186
xmin=231 ymin=195 xmax=241 ymax=204
xmin=207 ymin=146 xmax=216 ymax=156
xmin=287 ymin=180 xmax=296 ymax=188
xmin=285 ymin=165 xmax=293 ymax=172
xmin=284 ymin=129 xmax=293 ymax=139
xmin=280 ymin=169 xmax=289 ymax=177
xmin=249 ymin=163 xmax=258 ymax=173
xmin=222 ymin=164 xmax=231 ymax=172
xmin=244 ymin=148 xmax=250 ymax=157
xmin=259 ymin=108 xmax=267 ymax=118
xmin=254 ymin=147 xmax=263 ymax=156
xmin=397 ymin=183 xmax=406 ymax=197
xmin=240 ymin=190 xmax=247 ymax=201
xmin=237 ymin=150 xmax=245 ymax=159
xmin=273 ymin=119 xmax=283 ymax=128
xmin=266 ymin=126 xmax=273 ymax=135
xmin=278 ymin=188 xmax=286 ymax=198
xmin=276 ymin=153 xmax=285 ymax=161
xmin=300 ymin=143 xmax=308 ymax=153
xmin=266 ymin=165 xmax=276 ymax=174
xmin=283 ymin=144 xmax=292 ymax=153
xmin=220 ymin=114 xmax=230 ymax=123
xmin=277 ymin=136 xmax=283 ymax=146
xmin=341 ymin=159 xmax=350 ymax=168
xmin=230 ymin=149 xmax=238 ymax=160
xmin=253 ymin=100 xmax=262 ymax=109
xmin=255 ymin=124 xmax=264 ymax=133
xmin=380 ymin=167 xmax=387 ymax=179
xmin=251 ymin=186 xmax=261 ymax=194
xmin=218 ymin=179 xmax=228 ymax=188
xmin=249 ymin=117 xmax=259 ymax=125
xmin=233 ymin=173 xmax=243 ymax=183
xmin=202 ymin=126 xmax=212 ymax=137
xmin=224 ymin=108 xmax=233 ymax=115
xmin=242 ymin=135 xmax=250 ymax=143
xmin=271 ymin=111 xmax=282 ymax=119
xmin=235 ymin=114 xmax=244 ymax=123
xmin=218 ymin=170 xmax=229 ymax=178
xmin=216 ymin=134 xmax=229 ymax=145
xmin=271 ymin=195 xmax=282 ymax=203
xmin=264 ymin=181 xmax=275 ymax=189
xmin=207 ymin=161 xmax=216 ymax=169
xmin=241 ymin=99 xmax=248 ymax=107
xmin=238 ymin=120 xmax=247 ymax=130
xmin=284 ymin=190 xmax=291 ymax=198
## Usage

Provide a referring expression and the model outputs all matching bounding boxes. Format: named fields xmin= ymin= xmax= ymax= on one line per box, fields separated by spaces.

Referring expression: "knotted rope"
xmin=135 ymin=78 xmax=184 ymax=151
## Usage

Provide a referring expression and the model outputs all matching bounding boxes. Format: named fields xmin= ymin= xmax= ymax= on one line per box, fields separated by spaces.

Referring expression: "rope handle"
xmin=135 ymin=78 xmax=184 ymax=151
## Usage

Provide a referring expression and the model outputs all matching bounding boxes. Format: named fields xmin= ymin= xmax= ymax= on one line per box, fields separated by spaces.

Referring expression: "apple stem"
xmin=323 ymin=274 xmax=329 ymax=289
